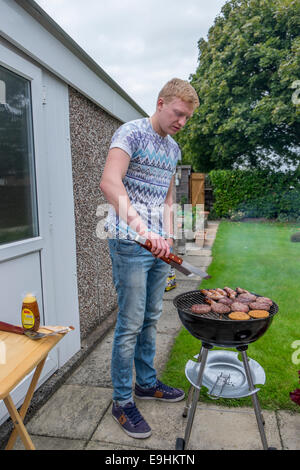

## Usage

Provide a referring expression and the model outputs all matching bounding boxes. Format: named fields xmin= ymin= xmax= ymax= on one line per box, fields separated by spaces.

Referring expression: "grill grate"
xmin=174 ymin=290 xmax=278 ymax=322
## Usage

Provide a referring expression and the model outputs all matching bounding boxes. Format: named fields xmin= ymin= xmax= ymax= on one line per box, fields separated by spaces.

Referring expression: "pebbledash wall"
xmin=68 ymin=87 xmax=121 ymax=337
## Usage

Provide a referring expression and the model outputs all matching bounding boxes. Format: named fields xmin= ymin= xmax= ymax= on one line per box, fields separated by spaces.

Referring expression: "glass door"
xmin=0 ymin=63 xmax=45 ymax=326
xmin=0 ymin=64 xmax=39 ymax=245
xmin=0 ymin=49 xmax=58 ymax=424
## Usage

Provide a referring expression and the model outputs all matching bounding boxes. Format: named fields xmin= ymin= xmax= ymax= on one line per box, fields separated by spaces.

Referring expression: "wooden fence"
xmin=190 ymin=173 xmax=205 ymax=206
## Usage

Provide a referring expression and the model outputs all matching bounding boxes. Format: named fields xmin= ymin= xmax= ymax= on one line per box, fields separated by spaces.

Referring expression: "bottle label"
xmin=22 ymin=308 xmax=35 ymax=329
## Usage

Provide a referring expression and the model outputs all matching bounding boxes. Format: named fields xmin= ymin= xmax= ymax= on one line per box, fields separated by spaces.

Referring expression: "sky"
xmin=35 ymin=0 xmax=227 ymax=115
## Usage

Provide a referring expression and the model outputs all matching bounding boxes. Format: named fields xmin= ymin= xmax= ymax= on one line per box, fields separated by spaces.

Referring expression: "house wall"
xmin=68 ymin=87 xmax=120 ymax=338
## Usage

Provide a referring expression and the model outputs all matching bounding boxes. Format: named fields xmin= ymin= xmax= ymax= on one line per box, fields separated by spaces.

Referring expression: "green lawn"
xmin=161 ymin=221 xmax=300 ymax=411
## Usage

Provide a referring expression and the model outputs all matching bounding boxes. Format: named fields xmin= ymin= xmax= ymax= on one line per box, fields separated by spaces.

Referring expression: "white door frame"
xmin=0 ymin=41 xmax=80 ymax=424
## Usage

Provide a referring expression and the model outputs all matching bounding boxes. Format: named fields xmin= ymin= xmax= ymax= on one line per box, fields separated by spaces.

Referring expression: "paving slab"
xmin=205 ymin=230 xmax=218 ymax=237
xmin=86 ymin=440 xmax=147 ymax=450
xmin=154 ymin=334 xmax=177 ymax=377
xmin=183 ymin=255 xmax=213 ymax=267
xmin=157 ymin=301 xmax=182 ymax=335
xmin=188 ymin=405 xmax=281 ymax=450
xmin=27 ymin=385 xmax=112 ymax=440
xmin=203 ymin=239 xmax=215 ymax=248
xmin=186 ymin=248 xmax=213 ymax=257
xmin=207 ymin=222 xmax=220 ymax=228
xmin=13 ymin=435 xmax=87 ymax=450
xmin=66 ymin=331 xmax=114 ymax=388
xmin=172 ymin=267 xmax=208 ymax=282
xmin=277 ymin=411 xmax=300 ymax=450
xmin=91 ymin=400 xmax=186 ymax=450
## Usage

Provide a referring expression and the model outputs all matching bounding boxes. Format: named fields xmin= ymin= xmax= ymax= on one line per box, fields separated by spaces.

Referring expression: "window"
xmin=0 ymin=65 xmax=38 ymax=244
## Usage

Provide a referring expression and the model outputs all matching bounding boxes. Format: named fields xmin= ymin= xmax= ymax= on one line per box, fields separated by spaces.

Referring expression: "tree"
xmin=176 ymin=0 xmax=300 ymax=172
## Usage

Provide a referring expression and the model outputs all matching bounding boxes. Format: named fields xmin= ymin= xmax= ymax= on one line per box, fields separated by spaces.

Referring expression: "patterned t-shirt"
xmin=105 ymin=118 xmax=181 ymax=239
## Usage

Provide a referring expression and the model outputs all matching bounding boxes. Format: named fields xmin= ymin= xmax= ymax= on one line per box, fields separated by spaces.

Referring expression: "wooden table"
xmin=0 ymin=328 xmax=69 ymax=450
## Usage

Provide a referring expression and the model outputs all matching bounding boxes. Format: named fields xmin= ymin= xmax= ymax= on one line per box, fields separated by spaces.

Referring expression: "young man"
xmin=100 ymin=78 xmax=199 ymax=439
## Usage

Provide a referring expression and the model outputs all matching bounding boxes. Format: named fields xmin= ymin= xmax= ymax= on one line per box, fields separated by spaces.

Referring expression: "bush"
xmin=277 ymin=190 xmax=300 ymax=222
xmin=236 ymin=195 xmax=278 ymax=219
xmin=291 ymin=232 xmax=300 ymax=242
xmin=207 ymin=169 xmax=300 ymax=221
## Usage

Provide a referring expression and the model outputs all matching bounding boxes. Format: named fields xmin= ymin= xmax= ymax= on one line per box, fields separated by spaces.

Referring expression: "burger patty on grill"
xmin=191 ymin=304 xmax=212 ymax=314
xmin=249 ymin=301 xmax=271 ymax=311
xmin=190 ymin=287 xmax=275 ymax=320
xmin=205 ymin=298 xmax=231 ymax=314
xmin=237 ymin=293 xmax=257 ymax=303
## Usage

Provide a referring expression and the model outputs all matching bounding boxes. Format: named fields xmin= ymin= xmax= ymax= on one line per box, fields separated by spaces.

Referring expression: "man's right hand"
xmin=139 ymin=230 xmax=170 ymax=259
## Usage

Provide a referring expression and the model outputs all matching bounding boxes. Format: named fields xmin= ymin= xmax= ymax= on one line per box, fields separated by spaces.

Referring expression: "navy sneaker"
xmin=112 ymin=401 xmax=152 ymax=439
xmin=135 ymin=379 xmax=185 ymax=402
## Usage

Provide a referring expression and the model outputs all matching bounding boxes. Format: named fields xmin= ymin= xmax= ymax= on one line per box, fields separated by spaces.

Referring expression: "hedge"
xmin=207 ymin=169 xmax=300 ymax=221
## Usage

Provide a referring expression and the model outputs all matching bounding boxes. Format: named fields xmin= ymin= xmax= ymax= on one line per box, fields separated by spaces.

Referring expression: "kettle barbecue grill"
xmin=173 ymin=289 xmax=279 ymax=450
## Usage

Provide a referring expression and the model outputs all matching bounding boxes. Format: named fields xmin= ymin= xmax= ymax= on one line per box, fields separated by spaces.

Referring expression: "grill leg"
xmin=183 ymin=345 xmax=210 ymax=449
xmin=239 ymin=348 xmax=269 ymax=450
xmin=182 ymin=345 xmax=203 ymax=418
xmin=182 ymin=383 xmax=195 ymax=418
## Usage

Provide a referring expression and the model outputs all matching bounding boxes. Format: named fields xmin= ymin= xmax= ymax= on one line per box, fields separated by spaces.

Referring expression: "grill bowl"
xmin=173 ymin=290 xmax=278 ymax=347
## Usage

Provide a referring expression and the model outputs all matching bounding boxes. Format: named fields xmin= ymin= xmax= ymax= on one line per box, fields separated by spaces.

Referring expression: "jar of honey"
xmin=21 ymin=294 xmax=40 ymax=332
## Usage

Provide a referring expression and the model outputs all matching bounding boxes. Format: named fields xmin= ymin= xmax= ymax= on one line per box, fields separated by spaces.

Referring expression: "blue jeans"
xmin=108 ymin=238 xmax=170 ymax=404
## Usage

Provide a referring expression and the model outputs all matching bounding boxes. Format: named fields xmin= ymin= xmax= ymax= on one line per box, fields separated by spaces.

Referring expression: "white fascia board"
xmin=0 ymin=0 xmax=148 ymax=122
